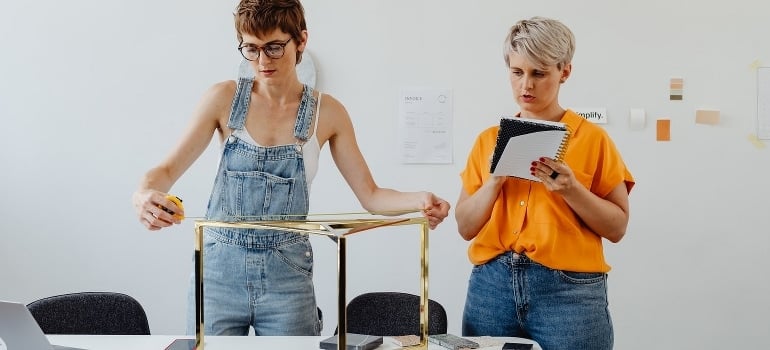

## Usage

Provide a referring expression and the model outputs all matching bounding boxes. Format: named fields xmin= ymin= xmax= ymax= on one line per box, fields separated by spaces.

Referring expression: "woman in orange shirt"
xmin=456 ymin=17 xmax=634 ymax=350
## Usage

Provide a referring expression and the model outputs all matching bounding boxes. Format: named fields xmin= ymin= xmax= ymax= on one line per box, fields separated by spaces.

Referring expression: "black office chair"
xmin=26 ymin=292 xmax=151 ymax=335
xmin=336 ymin=291 xmax=448 ymax=336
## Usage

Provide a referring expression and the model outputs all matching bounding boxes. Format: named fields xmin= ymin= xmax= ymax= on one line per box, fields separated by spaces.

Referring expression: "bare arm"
xmin=455 ymin=176 xmax=506 ymax=240
xmin=560 ymin=183 xmax=629 ymax=242
xmin=321 ymin=96 xmax=450 ymax=229
xmin=534 ymin=158 xmax=630 ymax=242
xmin=131 ymin=81 xmax=234 ymax=230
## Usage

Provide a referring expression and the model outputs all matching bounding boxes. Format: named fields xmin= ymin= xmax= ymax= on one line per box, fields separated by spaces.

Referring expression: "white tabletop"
xmin=48 ymin=335 xmax=542 ymax=350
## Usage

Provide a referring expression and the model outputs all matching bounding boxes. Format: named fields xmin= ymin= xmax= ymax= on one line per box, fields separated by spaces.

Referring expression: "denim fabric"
xmin=462 ymin=252 xmax=613 ymax=350
xmin=186 ymin=78 xmax=320 ymax=336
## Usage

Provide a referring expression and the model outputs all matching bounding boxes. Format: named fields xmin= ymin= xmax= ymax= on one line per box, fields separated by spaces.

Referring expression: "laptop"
xmin=0 ymin=300 xmax=85 ymax=350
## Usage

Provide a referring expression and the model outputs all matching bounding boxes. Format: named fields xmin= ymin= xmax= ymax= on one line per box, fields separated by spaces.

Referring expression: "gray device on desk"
xmin=164 ymin=339 xmax=197 ymax=350
xmin=428 ymin=334 xmax=480 ymax=350
xmin=0 ymin=300 xmax=86 ymax=350
xmin=319 ymin=333 xmax=383 ymax=350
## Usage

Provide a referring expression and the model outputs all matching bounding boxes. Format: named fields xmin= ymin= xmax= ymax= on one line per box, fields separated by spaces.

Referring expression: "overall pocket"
xmin=274 ymin=238 xmax=314 ymax=277
xmin=221 ymin=170 xmax=296 ymax=218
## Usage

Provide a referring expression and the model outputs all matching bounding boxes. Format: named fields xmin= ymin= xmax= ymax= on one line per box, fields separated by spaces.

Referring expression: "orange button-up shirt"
xmin=459 ymin=110 xmax=635 ymax=272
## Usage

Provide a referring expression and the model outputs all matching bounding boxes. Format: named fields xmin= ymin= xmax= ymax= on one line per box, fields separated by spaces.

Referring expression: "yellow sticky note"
xmin=748 ymin=134 xmax=766 ymax=149
xmin=695 ymin=109 xmax=720 ymax=125
xmin=749 ymin=60 xmax=762 ymax=71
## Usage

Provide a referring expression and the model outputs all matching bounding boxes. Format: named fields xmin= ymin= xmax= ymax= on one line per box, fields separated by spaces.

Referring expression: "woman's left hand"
xmin=531 ymin=157 xmax=576 ymax=192
xmin=418 ymin=193 xmax=451 ymax=229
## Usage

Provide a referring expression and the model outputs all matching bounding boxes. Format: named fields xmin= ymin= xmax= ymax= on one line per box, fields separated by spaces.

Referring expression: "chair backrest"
xmin=339 ymin=291 xmax=448 ymax=336
xmin=26 ymin=292 xmax=151 ymax=335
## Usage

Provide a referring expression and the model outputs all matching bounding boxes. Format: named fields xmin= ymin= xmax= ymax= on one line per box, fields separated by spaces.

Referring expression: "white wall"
xmin=2 ymin=0 xmax=769 ymax=349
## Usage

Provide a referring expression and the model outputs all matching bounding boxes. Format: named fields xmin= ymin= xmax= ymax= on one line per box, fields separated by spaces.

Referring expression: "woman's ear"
xmin=295 ymin=30 xmax=308 ymax=64
xmin=297 ymin=30 xmax=308 ymax=52
xmin=560 ymin=62 xmax=572 ymax=83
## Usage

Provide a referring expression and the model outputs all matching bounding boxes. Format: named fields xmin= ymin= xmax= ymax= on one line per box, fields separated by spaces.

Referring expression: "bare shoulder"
xmin=203 ymin=80 xmax=238 ymax=105
xmin=317 ymin=92 xmax=348 ymax=118
xmin=193 ymin=80 xmax=237 ymax=121
xmin=315 ymin=92 xmax=353 ymax=144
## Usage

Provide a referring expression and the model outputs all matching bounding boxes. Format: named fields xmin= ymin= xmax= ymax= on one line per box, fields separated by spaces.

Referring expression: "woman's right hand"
xmin=132 ymin=189 xmax=184 ymax=230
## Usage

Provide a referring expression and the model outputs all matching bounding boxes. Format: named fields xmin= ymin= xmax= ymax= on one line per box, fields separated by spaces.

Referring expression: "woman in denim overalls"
xmin=131 ymin=0 xmax=450 ymax=336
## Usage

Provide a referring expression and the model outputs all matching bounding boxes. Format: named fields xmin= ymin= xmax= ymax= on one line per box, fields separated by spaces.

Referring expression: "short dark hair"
xmin=234 ymin=0 xmax=307 ymax=63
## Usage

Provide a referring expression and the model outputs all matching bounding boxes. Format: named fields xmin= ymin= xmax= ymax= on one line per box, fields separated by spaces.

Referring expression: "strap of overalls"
xmin=226 ymin=78 xmax=315 ymax=143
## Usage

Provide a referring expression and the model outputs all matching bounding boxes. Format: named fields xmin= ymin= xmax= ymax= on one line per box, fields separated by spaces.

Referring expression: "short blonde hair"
xmin=503 ymin=16 xmax=575 ymax=70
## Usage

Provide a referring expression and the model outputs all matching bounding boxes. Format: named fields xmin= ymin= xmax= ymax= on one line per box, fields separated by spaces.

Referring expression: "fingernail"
xmin=539 ymin=157 xmax=545 ymax=162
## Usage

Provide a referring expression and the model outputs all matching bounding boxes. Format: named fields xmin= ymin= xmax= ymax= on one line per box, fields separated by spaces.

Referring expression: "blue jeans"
xmin=462 ymin=252 xmax=613 ymax=350
xmin=186 ymin=229 xmax=321 ymax=336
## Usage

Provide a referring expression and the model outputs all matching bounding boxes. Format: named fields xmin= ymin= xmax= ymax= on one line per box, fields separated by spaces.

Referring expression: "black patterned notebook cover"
xmin=490 ymin=116 xmax=571 ymax=181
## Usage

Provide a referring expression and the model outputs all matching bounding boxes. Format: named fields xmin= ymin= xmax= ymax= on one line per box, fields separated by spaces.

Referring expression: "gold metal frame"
xmin=189 ymin=214 xmax=430 ymax=350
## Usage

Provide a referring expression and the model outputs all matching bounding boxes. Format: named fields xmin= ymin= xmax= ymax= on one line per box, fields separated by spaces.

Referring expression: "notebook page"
xmin=491 ymin=130 xmax=567 ymax=181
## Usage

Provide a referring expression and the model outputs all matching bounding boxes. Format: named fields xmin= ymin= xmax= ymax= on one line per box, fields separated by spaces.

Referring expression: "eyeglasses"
xmin=238 ymin=38 xmax=292 ymax=61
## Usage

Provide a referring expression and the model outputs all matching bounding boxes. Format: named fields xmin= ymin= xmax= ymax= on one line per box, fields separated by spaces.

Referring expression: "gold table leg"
xmin=195 ymin=225 xmax=204 ymax=350
xmin=337 ymin=236 xmax=346 ymax=350
xmin=418 ymin=221 xmax=429 ymax=349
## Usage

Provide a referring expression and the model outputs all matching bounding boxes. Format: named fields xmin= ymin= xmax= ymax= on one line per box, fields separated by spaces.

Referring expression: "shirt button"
xmin=305 ymin=251 xmax=311 ymax=257
xmin=227 ymin=135 xmax=236 ymax=143
xmin=519 ymin=201 xmax=525 ymax=206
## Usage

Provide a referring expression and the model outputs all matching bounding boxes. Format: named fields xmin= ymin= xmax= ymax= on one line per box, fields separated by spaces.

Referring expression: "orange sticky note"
xmin=695 ymin=109 xmax=720 ymax=125
xmin=657 ymin=119 xmax=671 ymax=141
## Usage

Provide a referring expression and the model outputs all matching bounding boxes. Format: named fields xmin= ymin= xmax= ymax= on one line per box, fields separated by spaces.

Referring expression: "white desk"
xmin=48 ymin=335 xmax=542 ymax=350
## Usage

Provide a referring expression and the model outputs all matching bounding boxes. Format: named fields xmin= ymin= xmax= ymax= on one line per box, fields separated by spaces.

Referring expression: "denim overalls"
xmin=186 ymin=77 xmax=321 ymax=336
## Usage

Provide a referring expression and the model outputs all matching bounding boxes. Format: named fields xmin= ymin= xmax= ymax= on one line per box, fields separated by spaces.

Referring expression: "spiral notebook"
xmin=490 ymin=116 xmax=571 ymax=181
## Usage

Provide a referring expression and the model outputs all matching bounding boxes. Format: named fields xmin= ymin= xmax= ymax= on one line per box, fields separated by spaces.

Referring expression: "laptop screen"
xmin=0 ymin=301 xmax=85 ymax=350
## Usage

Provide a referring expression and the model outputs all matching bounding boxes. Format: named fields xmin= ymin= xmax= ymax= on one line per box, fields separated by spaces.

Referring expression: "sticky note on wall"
xmin=695 ymin=109 xmax=720 ymax=125
xmin=657 ymin=119 xmax=671 ymax=141
xmin=748 ymin=134 xmax=766 ymax=149
xmin=670 ymin=78 xmax=683 ymax=100
xmin=629 ymin=108 xmax=646 ymax=130
xmin=749 ymin=60 xmax=762 ymax=71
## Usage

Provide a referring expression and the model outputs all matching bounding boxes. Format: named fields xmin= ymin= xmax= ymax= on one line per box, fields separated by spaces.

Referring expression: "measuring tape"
xmin=158 ymin=194 xmax=185 ymax=220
